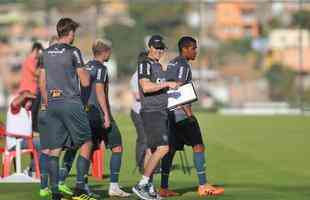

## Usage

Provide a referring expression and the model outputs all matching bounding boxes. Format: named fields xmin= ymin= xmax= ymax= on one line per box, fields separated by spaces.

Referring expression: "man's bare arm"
xmin=77 ymin=68 xmax=90 ymax=87
xmin=95 ymin=83 xmax=110 ymax=128
xmin=39 ymin=69 xmax=48 ymax=106
xmin=182 ymin=104 xmax=193 ymax=117
xmin=139 ymin=79 xmax=178 ymax=93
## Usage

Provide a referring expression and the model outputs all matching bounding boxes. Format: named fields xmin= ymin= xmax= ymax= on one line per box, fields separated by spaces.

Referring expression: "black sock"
xmin=76 ymin=155 xmax=90 ymax=190
xmin=161 ymin=150 xmax=175 ymax=189
xmin=48 ymin=156 xmax=60 ymax=194
xmin=40 ymin=153 xmax=49 ymax=189
xmin=59 ymin=149 xmax=77 ymax=183
xmin=110 ymin=152 xmax=122 ymax=183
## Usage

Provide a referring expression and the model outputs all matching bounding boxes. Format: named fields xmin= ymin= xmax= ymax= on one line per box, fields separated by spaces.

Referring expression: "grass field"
xmin=0 ymin=113 xmax=309 ymax=200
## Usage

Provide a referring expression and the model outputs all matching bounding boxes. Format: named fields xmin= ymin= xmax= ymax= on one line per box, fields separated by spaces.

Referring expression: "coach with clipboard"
xmin=159 ymin=36 xmax=224 ymax=198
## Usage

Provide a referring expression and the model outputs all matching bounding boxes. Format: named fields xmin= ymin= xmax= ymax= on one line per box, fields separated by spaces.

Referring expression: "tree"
xmin=264 ymin=63 xmax=297 ymax=102
xmin=291 ymin=10 xmax=310 ymax=30
xmin=128 ymin=1 xmax=190 ymax=45
xmin=104 ymin=23 xmax=146 ymax=76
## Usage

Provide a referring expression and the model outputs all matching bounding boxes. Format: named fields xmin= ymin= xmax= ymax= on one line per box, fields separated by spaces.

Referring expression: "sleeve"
xmin=176 ymin=63 xmax=191 ymax=83
xmin=138 ymin=61 xmax=152 ymax=80
xmin=94 ymin=67 xmax=108 ymax=84
xmin=72 ymin=48 xmax=84 ymax=68
xmin=130 ymin=72 xmax=139 ymax=92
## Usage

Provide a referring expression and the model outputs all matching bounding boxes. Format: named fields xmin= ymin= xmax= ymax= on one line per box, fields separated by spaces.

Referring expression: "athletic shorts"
xmin=39 ymin=100 xmax=92 ymax=150
xmin=87 ymin=105 xmax=122 ymax=149
xmin=31 ymin=91 xmax=41 ymax=132
xmin=172 ymin=115 xmax=204 ymax=150
xmin=141 ymin=110 xmax=170 ymax=149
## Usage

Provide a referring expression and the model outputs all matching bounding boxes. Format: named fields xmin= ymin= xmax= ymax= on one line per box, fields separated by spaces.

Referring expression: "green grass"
xmin=0 ymin=113 xmax=310 ymax=200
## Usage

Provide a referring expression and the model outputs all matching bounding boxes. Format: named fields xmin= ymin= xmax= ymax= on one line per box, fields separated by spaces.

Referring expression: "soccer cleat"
xmin=198 ymin=184 xmax=224 ymax=196
xmin=108 ymin=186 xmax=131 ymax=197
xmin=132 ymin=183 xmax=157 ymax=200
xmin=72 ymin=188 xmax=99 ymax=200
xmin=39 ymin=188 xmax=52 ymax=198
xmin=72 ymin=194 xmax=98 ymax=200
xmin=159 ymin=188 xmax=179 ymax=197
xmin=58 ymin=183 xmax=74 ymax=196
xmin=51 ymin=193 xmax=65 ymax=200
xmin=149 ymin=184 xmax=161 ymax=200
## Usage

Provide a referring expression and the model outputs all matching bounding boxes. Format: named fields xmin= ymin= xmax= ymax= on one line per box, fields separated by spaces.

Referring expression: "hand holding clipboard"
xmin=167 ymin=82 xmax=198 ymax=110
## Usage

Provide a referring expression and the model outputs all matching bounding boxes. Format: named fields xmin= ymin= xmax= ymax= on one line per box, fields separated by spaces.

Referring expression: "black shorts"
xmin=31 ymin=91 xmax=41 ymax=132
xmin=172 ymin=115 xmax=204 ymax=150
xmin=39 ymin=100 xmax=92 ymax=150
xmin=141 ymin=110 xmax=170 ymax=149
xmin=87 ymin=105 xmax=122 ymax=149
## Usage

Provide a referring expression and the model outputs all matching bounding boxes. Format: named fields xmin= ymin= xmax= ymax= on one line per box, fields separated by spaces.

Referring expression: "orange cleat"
xmin=198 ymin=184 xmax=224 ymax=196
xmin=159 ymin=188 xmax=180 ymax=197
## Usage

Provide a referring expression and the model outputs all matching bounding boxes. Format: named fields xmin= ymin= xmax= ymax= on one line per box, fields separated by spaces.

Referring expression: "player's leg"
xmin=39 ymin=149 xmax=51 ymax=197
xmin=48 ymin=148 xmax=63 ymax=200
xmin=186 ymin=116 xmax=224 ymax=196
xmin=58 ymin=148 xmax=77 ymax=195
xmin=38 ymin=109 xmax=51 ymax=197
xmin=75 ymin=140 xmax=92 ymax=192
xmin=106 ymin=120 xmax=131 ymax=197
xmin=60 ymin=101 xmax=96 ymax=200
xmin=160 ymin=150 xmax=179 ymax=197
xmin=132 ymin=111 xmax=170 ymax=200
xmin=40 ymin=104 xmax=68 ymax=200
xmin=130 ymin=110 xmax=148 ymax=173
xmin=160 ymin=112 xmax=179 ymax=197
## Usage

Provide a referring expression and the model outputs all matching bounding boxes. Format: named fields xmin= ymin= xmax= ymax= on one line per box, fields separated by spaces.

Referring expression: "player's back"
xmin=42 ymin=43 xmax=83 ymax=102
xmin=167 ymin=56 xmax=192 ymax=84
xmin=85 ymin=59 xmax=108 ymax=107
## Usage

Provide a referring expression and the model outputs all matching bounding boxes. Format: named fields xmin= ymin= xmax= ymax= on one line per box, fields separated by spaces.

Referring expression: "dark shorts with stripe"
xmin=141 ymin=110 xmax=170 ymax=149
xmin=170 ymin=115 xmax=204 ymax=150
xmin=39 ymin=100 xmax=92 ymax=150
xmin=87 ymin=105 xmax=122 ymax=149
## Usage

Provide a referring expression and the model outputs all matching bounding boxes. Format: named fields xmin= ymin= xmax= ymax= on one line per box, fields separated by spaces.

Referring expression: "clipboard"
xmin=167 ymin=82 xmax=198 ymax=110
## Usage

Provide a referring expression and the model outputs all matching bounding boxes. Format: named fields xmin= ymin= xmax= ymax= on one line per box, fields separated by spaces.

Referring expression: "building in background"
xmin=214 ymin=1 xmax=259 ymax=40
xmin=269 ymin=29 xmax=310 ymax=50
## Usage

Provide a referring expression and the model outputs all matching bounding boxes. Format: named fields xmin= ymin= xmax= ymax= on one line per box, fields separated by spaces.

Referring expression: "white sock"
xmin=138 ymin=175 xmax=150 ymax=185
xmin=110 ymin=182 xmax=119 ymax=190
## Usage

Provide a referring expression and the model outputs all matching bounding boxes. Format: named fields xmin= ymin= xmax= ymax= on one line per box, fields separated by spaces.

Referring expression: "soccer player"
xmin=130 ymin=51 xmax=150 ymax=173
xmin=160 ymin=36 xmax=224 ymax=197
xmin=132 ymin=35 xmax=178 ymax=200
xmin=58 ymin=39 xmax=131 ymax=198
xmin=39 ymin=18 xmax=96 ymax=200
xmin=85 ymin=39 xmax=130 ymax=197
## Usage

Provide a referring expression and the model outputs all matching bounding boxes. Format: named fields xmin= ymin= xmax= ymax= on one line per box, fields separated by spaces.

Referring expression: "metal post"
xmin=15 ymin=138 xmax=22 ymax=174
xmin=199 ymin=0 xmax=205 ymax=91
xmin=298 ymin=0 xmax=304 ymax=114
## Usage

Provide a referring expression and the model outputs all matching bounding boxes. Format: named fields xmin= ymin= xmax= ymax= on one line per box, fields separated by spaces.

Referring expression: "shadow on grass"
xmin=224 ymin=183 xmax=310 ymax=192
xmin=89 ymin=185 xmax=134 ymax=199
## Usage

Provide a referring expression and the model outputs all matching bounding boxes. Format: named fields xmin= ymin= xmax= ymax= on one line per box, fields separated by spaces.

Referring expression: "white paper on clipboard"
xmin=167 ymin=82 xmax=198 ymax=110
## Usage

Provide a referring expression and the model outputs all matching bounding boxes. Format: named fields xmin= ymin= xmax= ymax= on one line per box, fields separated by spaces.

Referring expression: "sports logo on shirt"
xmin=48 ymin=48 xmax=65 ymax=55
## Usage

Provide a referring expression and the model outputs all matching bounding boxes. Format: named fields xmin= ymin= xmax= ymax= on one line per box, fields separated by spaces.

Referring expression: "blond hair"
xmin=92 ymin=39 xmax=111 ymax=56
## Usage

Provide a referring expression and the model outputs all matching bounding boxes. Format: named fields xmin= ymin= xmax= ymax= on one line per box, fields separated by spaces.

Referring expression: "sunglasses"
xmin=154 ymin=48 xmax=165 ymax=53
